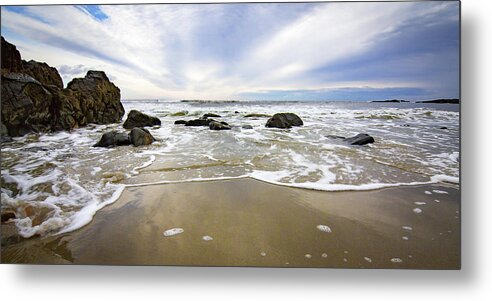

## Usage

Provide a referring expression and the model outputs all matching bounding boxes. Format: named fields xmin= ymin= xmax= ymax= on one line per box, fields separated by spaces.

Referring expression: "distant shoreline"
xmin=120 ymin=98 xmax=461 ymax=103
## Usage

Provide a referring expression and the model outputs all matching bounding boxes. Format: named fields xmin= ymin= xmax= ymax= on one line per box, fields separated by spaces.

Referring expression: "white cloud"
xmin=1 ymin=2 xmax=458 ymax=99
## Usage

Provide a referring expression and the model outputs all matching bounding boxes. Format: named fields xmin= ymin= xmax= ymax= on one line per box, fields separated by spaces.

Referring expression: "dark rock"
xmin=1 ymin=73 xmax=56 ymax=136
xmin=265 ymin=113 xmax=303 ymax=129
xmin=123 ymin=110 xmax=161 ymax=129
xmin=185 ymin=118 xmax=214 ymax=127
xmin=440 ymin=126 xmax=448 ymax=130
xmin=242 ymin=125 xmax=253 ymax=129
xmin=174 ymin=120 xmax=187 ymax=125
xmin=2 ymin=38 xmax=124 ymax=137
xmin=1 ymin=36 xmax=22 ymax=73
xmin=234 ymin=111 xmax=240 ymax=114
xmin=22 ymin=60 xmax=63 ymax=89
xmin=2 ymin=69 xmax=124 ymax=137
xmin=344 ymin=133 xmax=375 ymax=145
xmin=209 ymin=121 xmax=231 ymax=130
xmin=202 ymin=113 xmax=221 ymax=118
xmin=93 ymin=131 xmax=131 ymax=147
xmin=129 ymin=127 xmax=155 ymax=146
xmin=1 ymin=211 xmax=16 ymax=223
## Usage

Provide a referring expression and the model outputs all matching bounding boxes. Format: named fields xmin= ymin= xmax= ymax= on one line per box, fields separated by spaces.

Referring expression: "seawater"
xmin=0 ymin=100 xmax=460 ymax=237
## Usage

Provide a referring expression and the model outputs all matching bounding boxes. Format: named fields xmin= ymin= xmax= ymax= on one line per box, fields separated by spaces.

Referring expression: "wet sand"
xmin=1 ymin=178 xmax=460 ymax=269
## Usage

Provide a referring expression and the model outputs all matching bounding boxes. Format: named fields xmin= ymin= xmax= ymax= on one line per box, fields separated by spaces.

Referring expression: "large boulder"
xmin=1 ymin=36 xmax=22 ymax=73
xmin=22 ymin=60 xmax=63 ymax=89
xmin=93 ymin=131 xmax=131 ymax=147
xmin=66 ymin=70 xmax=124 ymax=125
xmin=129 ymin=128 xmax=155 ymax=146
xmin=265 ymin=113 xmax=303 ymax=129
xmin=344 ymin=134 xmax=375 ymax=145
xmin=123 ymin=110 xmax=161 ymax=129
xmin=209 ymin=121 xmax=231 ymax=130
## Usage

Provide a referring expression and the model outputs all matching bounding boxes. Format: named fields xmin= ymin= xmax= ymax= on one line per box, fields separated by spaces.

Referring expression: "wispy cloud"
xmin=1 ymin=2 xmax=459 ymax=100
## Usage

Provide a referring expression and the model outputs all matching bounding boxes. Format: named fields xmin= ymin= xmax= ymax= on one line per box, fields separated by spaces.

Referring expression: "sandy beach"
xmin=1 ymin=178 xmax=460 ymax=269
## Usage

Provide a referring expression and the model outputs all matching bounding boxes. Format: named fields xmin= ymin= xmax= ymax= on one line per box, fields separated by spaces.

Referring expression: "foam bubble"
xmin=390 ymin=257 xmax=403 ymax=263
xmin=364 ymin=257 xmax=372 ymax=263
xmin=432 ymin=189 xmax=449 ymax=194
xmin=413 ymin=208 xmax=423 ymax=214
xmin=402 ymin=226 xmax=413 ymax=231
xmin=202 ymin=235 xmax=213 ymax=241
xmin=305 ymin=254 xmax=312 ymax=259
xmin=414 ymin=201 xmax=426 ymax=205
xmin=316 ymin=225 xmax=332 ymax=233
xmin=163 ymin=228 xmax=184 ymax=237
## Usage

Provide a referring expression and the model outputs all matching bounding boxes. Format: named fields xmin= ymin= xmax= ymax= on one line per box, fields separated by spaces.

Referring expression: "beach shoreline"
xmin=1 ymin=178 xmax=460 ymax=269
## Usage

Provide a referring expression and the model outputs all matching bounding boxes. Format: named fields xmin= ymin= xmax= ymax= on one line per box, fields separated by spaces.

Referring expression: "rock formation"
xmin=1 ymin=36 xmax=124 ymax=138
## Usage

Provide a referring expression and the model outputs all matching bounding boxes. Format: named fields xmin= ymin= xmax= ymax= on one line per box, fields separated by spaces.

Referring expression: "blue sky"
xmin=1 ymin=2 xmax=459 ymax=101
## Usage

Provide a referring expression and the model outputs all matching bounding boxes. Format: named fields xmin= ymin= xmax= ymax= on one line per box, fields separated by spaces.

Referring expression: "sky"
xmin=1 ymin=2 xmax=460 ymax=101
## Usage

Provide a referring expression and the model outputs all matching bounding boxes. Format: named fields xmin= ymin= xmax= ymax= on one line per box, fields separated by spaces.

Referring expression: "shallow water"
xmin=0 ymin=100 xmax=459 ymax=237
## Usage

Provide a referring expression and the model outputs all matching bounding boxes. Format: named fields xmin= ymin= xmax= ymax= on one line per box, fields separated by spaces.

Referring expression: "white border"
xmin=2 ymin=0 xmax=491 ymax=300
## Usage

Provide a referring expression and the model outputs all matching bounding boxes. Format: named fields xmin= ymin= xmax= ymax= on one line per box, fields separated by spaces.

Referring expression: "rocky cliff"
xmin=1 ymin=36 xmax=124 ymax=138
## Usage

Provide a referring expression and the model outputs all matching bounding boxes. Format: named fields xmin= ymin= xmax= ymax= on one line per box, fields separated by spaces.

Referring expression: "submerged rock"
xmin=170 ymin=111 xmax=188 ymax=116
xmin=344 ymin=133 xmax=375 ymax=145
xmin=209 ymin=121 xmax=231 ymax=130
xmin=174 ymin=120 xmax=187 ymax=125
xmin=265 ymin=113 xmax=303 ymax=129
xmin=202 ymin=113 xmax=221 ymax=118
xmin=185 ymin=118 xmax=214 ymax=127
xmin=94 ymin=128 xmax=156 ymax=147
xmin=326 ymin=133 xmax=375 ymax=146
xmin=244 ymin=113 xmax=271 ymax=118
xmin=123 ymin=110 xmax=161 ymax=129
xmin=129 ymin=127 xmax=156 ymax=146
xmin=242 ymin=125 xmax=253 ymax=129
xmin=93 ymin=131 xmax=131 ymax=147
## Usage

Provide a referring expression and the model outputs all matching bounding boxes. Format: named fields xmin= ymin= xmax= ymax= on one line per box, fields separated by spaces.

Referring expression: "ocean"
xmin=0 ymin=100 xmax=460 ymax=237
